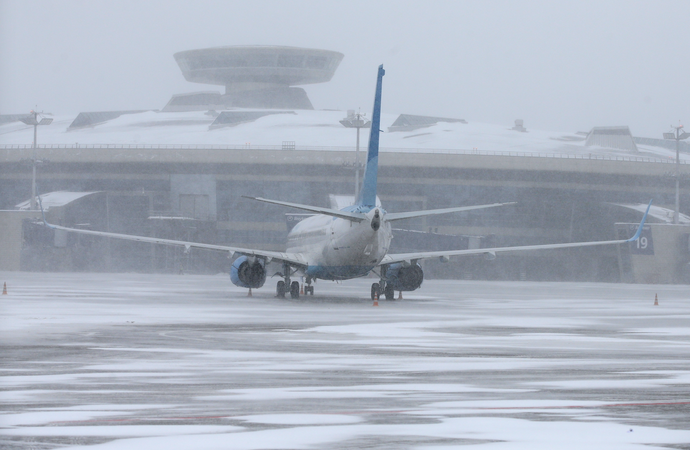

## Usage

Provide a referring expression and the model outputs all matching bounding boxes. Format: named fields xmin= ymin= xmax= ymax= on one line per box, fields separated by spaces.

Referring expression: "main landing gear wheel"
xmin=384 ymin=283 xmax=395 ymax=300
xmin=276 ymin=280 xmax=286 ymax=298
xmin=371 ymin=282 xmax=380 ymax=300
xmin=290 ymin=281 xmax=300 ymax=299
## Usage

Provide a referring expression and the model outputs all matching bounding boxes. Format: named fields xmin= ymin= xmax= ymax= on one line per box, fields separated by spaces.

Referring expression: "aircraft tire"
xmin=371 ymin=283 xmax=380 ymax=300
xmin=384 ymin=284 xmax=395 ymax=300
xmin=276 ymin=280 xmax=286 ymax=298
xmin=290 ymin=281 xmax=300 ymax=299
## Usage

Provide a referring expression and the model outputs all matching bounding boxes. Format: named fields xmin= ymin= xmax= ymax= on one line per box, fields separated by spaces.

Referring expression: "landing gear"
xmin=277 ymin=261 xmax=295 ymax=299
xmin=304 ymin=276 xmax=314 ymax=296
xmin=371 ymin=282 xmax=381 ymax=300
xmin=290 ymin=281 xmax=300 ymax=299
xmin=384 ymin=283 xmax=395 ymax=300
xmin=276 ymin=280 xmax=286 ymax=298
xmin=375 ymin=265 xmax=394 ymax=301
xmin=371 ymin=281 xmax=394 ymax=301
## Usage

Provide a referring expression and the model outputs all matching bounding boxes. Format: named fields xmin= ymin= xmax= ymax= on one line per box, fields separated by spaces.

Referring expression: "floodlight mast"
xmin=20 ymin=110 xmax=53 ymax=210
xmin=663 ymin=123 xmax=688 ymax=225
xmin=340 ymin=110 xmax=371 ymax=200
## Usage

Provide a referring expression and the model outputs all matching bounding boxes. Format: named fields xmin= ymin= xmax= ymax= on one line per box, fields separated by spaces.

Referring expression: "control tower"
xmin=165 ymin=46 xmax=344 ymax=111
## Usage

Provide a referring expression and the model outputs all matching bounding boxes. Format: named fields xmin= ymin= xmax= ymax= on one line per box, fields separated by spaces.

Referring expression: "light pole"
xmin=663 ymin=124 xmax=689 ymax=224
xmin=19 ymin=110 xmax=52 ymax=210
xmin=340 ymin=110 xmax=371 ymax=200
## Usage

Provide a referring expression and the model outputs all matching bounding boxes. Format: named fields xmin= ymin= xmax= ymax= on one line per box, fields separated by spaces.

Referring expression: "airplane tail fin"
xmin=356 ymin=65 xmax=385 ymax=208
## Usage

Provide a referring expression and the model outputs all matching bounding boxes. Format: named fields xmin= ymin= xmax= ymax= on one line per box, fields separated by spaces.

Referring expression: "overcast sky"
xmin=1 ymin=0 xmax=688 ymax=137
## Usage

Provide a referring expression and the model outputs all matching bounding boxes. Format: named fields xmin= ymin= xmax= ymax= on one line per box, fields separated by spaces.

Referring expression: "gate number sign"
xmin=629 ymin=224 xmax=654 ymax=255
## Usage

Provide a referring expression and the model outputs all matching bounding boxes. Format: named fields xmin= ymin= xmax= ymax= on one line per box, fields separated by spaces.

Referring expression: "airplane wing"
xmin=39 ymin=209 xmax=307 ymax=268
xmin=385 ymin=202 xmax=516 ymax=222
xmin=380 ymin=200 xmax=652 ymax=266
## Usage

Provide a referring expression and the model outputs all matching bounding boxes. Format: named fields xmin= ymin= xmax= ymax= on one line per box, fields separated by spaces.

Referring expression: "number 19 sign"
xmin=629 ymin=224 xmax=654 ymax=255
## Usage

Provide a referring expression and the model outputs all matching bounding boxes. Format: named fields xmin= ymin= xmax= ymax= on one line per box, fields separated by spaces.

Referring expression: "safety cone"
xmin=398 ymin=291 xmax=403 ymax=300
xmin=373 ymin=292 xmax=379 ymax=307
xmin=300 ymin=284 xmax=304 ymax=295
xmin=248 ymin=288 xmax=252 ymax=297
xmin=654 ymin=294 xmax=658 ymax=306
xmin=2 ymin=282 xmax=6 ymax=295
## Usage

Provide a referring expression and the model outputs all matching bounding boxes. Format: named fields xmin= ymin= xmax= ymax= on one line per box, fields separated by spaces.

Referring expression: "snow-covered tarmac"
xmin=1 ymin=272 xmax=689 ymax=449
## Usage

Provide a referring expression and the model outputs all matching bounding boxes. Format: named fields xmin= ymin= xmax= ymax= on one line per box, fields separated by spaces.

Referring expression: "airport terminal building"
xmin=2 ymin=46 xmax=689 ymax=283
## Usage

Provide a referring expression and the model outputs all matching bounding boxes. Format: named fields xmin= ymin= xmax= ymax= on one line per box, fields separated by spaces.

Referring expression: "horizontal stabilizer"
xmin=385 ymin=202 xmax=516 ymax=222
xmin=243 ymin=196 xmax=366 ymax=222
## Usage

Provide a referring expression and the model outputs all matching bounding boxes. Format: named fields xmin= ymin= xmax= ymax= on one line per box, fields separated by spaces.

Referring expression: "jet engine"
xmin=230 ymin=256 xmax=266 ymax=289
xmin=385 ymin=262 xmax=424 ymax=291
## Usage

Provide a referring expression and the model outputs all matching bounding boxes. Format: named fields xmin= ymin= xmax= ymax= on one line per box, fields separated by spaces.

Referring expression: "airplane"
xmin=40 ymin=65 xmax=652 ymax=300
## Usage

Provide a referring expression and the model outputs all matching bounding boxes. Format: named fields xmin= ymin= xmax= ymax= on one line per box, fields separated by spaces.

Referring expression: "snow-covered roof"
xmin=1 ymin=109 xmax=687 ymax=163
xmin=15 ymin=191 xmax=100 ymax=211
xmin=612 ymin=203 xmax=690 ymax=225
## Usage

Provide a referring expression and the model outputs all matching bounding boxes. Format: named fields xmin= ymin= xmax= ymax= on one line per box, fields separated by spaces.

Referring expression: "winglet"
xmin=37 ymin=194 xmax=54 ymax=229
xmin=626 ymin=199 xmax=652 ymax=242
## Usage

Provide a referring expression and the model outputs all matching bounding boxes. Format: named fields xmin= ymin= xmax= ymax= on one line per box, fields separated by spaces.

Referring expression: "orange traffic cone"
xmin=2 ymin=282 xmax=6 ymax=295
xmin=300 ymin=284 xmax=304 ymax=295
xmin=248 ymin=288 xmax=252 ymax=297
xmin=398 ymin=291 xmax=403 ymax=300
xmin=373 ymin=292 xmax=379 ymax=307
xmin=654 ymin=294 xmax=658 ymax=306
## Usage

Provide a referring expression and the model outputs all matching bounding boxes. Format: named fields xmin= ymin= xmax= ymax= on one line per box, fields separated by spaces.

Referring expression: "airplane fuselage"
xmin=286 ymin=206 xmax=392 ymax=280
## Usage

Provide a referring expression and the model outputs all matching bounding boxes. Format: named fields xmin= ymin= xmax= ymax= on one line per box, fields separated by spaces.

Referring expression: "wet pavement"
xmin=1 ymin=272 xmax=689 ymax=449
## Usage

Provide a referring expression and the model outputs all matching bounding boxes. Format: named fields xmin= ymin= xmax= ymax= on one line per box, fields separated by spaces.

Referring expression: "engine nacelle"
xmin=386 ymin=262 xmax=424 ymax=291
xmin=230 ymin=256 xmax=266 ymax=289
